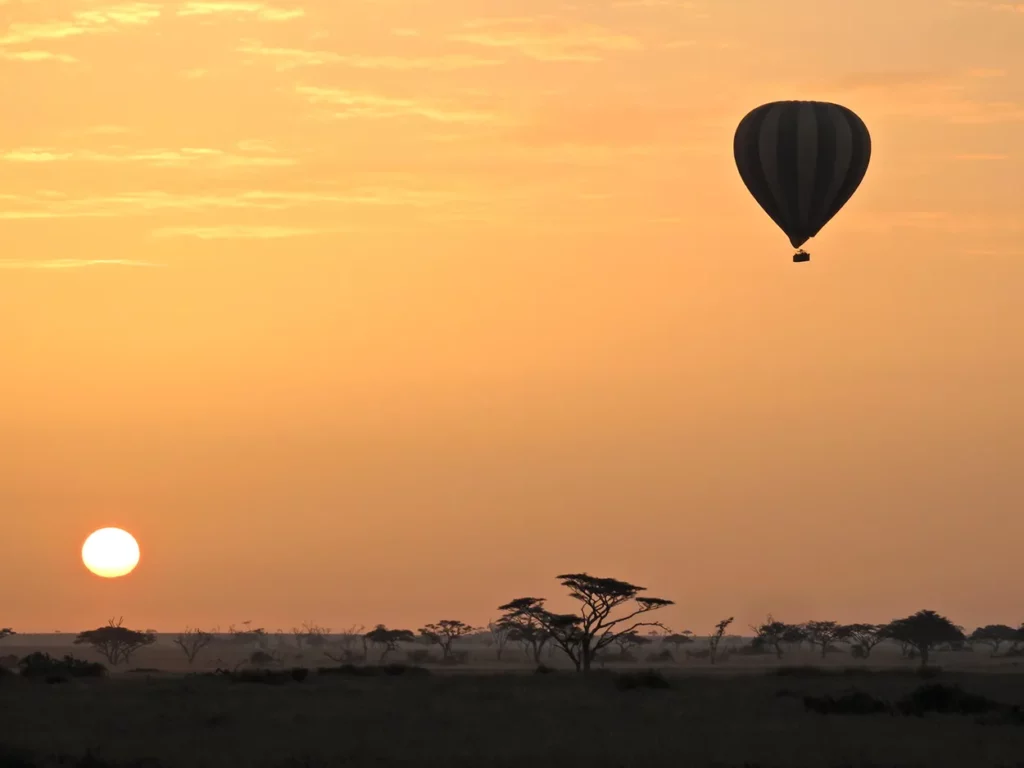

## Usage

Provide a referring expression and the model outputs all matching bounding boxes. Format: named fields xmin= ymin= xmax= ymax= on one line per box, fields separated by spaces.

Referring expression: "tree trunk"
xmin=919 ymin=645 xmax=929 ymax=668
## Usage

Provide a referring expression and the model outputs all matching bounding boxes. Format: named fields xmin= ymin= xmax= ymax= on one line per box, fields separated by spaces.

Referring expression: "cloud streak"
xmin=451 ymin=17 xmax=643 ymax=61
xmin=238 ymin=40 xmax=501 ymax=71
xmin=0 ymin=186 xmax=471 ymax=220
xmin=0 ymin=146 xmax=295 ymax=168
xmin=296 ymin=86 xmax=499 ymax=123
xmin=0 ymin=259 xmax=161 ymax=269
xmin=176 ymin=2 xmax=303 ymax=21
xmin=150 ymin=225 xmax=326 ymax=239
xmin=0 ymin=3 xmax=161 ymax=47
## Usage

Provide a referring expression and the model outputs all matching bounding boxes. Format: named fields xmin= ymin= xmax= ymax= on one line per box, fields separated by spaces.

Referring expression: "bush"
xmin=315 ymin=663 xmax=429 ymax=678
xmin=18 ymin=653 xmax=106 ymax=681
xmin=209 ymin=667 xmax=301 ymax=684
xmin=406 ymin=649 xmax=432 ymax=664
xmin=646 ymin=649 xmax=674 ymax=663
xmin=771 ymin=665 xmax=943 ymax=679
xmin=615 ymin=670 xmax=671 ymax=691
xmin=774 ymin=665 xmax=829 ymax=678
xmin=803 ymin=691 xmax=890 ymax=715
xmin=896 ymin=683 xmax=1007 ymax=716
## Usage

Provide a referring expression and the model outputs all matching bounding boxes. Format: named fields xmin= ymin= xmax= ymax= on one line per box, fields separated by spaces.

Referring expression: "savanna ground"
xmin=2 ymin=639 xmax=1024 ymax=768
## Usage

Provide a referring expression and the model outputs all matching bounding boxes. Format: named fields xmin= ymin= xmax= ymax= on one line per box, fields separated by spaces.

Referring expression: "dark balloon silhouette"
xmin=734 ymin=100 xmax=871 ymax=263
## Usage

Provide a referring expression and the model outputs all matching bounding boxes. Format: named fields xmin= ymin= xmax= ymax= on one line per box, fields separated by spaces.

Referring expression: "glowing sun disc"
xmin=82 ymin=528 xmax=140 ymax=578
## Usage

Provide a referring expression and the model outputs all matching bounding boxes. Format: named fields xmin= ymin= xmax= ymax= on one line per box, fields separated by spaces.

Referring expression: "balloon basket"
xmin=793 ymin=250 xmax=810 ymax=263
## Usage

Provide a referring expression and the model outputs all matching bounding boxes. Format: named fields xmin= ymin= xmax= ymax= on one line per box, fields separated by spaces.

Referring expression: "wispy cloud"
xmin=296 ymin=86 xmax=499 ymax=123
xmin=0 ymin=3 xmax=161 ymax=47
xmin=451 ymin=17 xmax=643 ymax=62
xmin=176 ymin=2 xmax=303 ymax=21
xmin=0 ymin=49 xmax=76 ymax=62
xmin=150 ymin=225 xmax=326 ymax=239
xmin=238 ymin=40 xmax=500 ymax=71
xmin=0 ymin=146 xmax=295 ymax=168
xmin=0 ymin=187 xmax=467 ymax=220
xmin=611 ymin=0 xmax=708 ymax=11
xmin=816 ymin=70 xmax=1024 ymax=124
xmin=0 ymin=259 xmax=161 ymax=269
xmin=851 ymin=210 xmax=1024 ymax=235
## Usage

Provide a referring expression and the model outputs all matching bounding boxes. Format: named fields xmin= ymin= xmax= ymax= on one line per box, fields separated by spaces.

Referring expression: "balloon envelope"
xmin=734 ymin=101 xmax=871 ymax=249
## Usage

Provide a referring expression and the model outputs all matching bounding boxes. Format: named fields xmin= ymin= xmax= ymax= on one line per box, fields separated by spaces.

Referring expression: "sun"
xmin=82 ymin=528 xmax=140 ymax=579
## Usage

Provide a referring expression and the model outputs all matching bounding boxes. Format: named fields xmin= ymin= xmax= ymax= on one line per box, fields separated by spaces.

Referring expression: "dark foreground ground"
xmin=2 ymin=666 xmax=1024 ymax=768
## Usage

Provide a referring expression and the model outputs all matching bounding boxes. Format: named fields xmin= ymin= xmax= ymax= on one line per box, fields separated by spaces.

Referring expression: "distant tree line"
xmin=4 ymin=574 xmax=1023 ymax=672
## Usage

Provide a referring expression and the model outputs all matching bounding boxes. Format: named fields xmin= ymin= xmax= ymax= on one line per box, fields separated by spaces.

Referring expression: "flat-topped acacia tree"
xmin=74 ymin=618 xmax=155 ymax=667
xmin=881 ymin=610 xmax=965 ymax=668
xmin=501 ymin=573 xmax=673 ymax=673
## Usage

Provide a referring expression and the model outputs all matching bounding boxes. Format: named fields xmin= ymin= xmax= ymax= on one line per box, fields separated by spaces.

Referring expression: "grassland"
xmin=2 ymin=641 xmax=1024 ymax=768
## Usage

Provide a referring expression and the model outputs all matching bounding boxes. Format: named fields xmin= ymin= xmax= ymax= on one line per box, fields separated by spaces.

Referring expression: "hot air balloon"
xmin=733 ymin=101 xmax=871 ymax=263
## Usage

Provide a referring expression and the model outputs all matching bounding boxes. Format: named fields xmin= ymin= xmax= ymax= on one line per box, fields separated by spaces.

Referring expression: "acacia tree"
xmin=804 ymin=621 xmax=854 ymax=658
xmin=74 ymin=618 xmax=156 ymax=666
xmin=419 ymin=620 xmax=476 ymax=661
xmin=844 ymin=624 xmax=885 ymax=659
xmin=613 ymin=632 xmax=651 ymax=657
xmin=663 ymin=632 xmax=695 ymax=654
xmin=326 ymin=624 xmax=366 ymax=662
xmin=501 ymin=573 xmax=673 ymax=673
xmin=881 ymin=610 xmax=964 ymax=667
xmin=969 ymin=625 xmax=1018 ymax=656
xmin=296 ymin=622 xmax=330 ymax=650
xmin=498 ymin=599 xmax=552 ymax=664
xmin=0 ymin=628 xmax=14 ymax=641
xmin=708 ymin=617 xmax=734 ymax=664
xmin=487 ymin=620 xmax=512 ymax=661
xmin=227 ymin=622 xmax=268 ymax=649
xmin=751 ymin=615 xmax=791 ymax=659
xmin=363 ymin=625 xmax=415 ymax=662
xmin=173 ymin=627 xmax=215 ymax=665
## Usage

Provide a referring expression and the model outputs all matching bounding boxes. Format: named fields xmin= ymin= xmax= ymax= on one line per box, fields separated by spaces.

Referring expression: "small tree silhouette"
xmin=969 ymin=624 xmax=1018 ymax=656
xmin=613 ymin=631 xmax=651 ymax=656
xmin=74 ymin=618 xmax=156 ymax=666
xmin=0 ymin=628 xmax=14 ymax=641
xmin=708 ymin=617 xmax=734 ymax=664
xmin=173 ymin=628 xmax=215 ymax=665
xmin=487 ymin=620 xmax=511 ymax=661
xmin=419 ymin=620 xmax=476 ymax=661
xmin=364 ymin=625 xmax=415 ymax=662
xmin=804 ymin=621 xmax=854 ymax=658
xmin=296 ymin=622 xmax=330 ymax=650
xmin=751 ymin=615 xmax=791 ymax=658
xmin=844 ymin=624 xmax=885 ymax=659
xmin=497 ymin=599 xmax=552 ymax=664
xmin=663 ymin=632 xmax=694 ymax=655
xmin=501 ymin=573 xmax=673 ymax=672
xmin=881 ymin=610 xmax=964 ymax=667
xmin=326 ymin=624 xmax=366 ymax=662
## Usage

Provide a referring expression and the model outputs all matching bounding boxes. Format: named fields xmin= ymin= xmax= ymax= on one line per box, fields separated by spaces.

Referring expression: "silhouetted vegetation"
xmin=5 ymin=573 xmax=1024 ymax=767
xmin=880 ymin=610 xmax=964 ymax=667
xmin=500 ymin=573 xmax=673 ymax=672
xmin=969 ymin=624 xmax=1020 ymax=655
xmin=497 ymin=599 xmax=552 ymax=664
xmin=18 ymin=652 xmax=106 ymax=681
xmin=418 ymin=620 xmax=475 ymax=662
xmin=708 ymin=617 xmax=734 ymax=664
xmin=172 ymin=627 xmax=214 ymax=665
xmin=361 ymin=625 xmax=416 ymax=662
xmin=74 ymin=619 xmax=155 ymax=667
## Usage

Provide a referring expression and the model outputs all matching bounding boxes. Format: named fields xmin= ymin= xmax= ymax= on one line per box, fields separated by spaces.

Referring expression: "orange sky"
xmin=1 ymin=0 xmax=1023 ymax=635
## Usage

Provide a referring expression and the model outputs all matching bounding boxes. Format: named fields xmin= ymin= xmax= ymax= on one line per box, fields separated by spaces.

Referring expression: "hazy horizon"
xmin=2 ymin=0 xmax=1023 ymax=635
